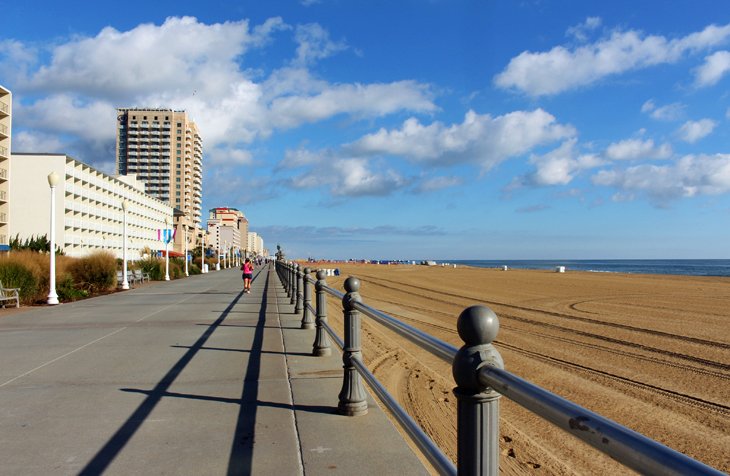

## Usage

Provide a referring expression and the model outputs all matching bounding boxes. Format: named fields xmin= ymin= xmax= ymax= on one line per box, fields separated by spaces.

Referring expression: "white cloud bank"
xmin=593 ymin=154 xmax=730 ymax=202
xmin=495 ymin=22 xmax=730 ymax=96
xmin=6 ymin=16 xmax=436 ymax=164
xmin=349 ymin=109 xmax=576 ymax=170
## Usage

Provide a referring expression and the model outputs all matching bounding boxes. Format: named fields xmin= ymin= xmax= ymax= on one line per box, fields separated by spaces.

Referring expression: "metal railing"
xmin=275 ymin=260 xmax=724 ymax=476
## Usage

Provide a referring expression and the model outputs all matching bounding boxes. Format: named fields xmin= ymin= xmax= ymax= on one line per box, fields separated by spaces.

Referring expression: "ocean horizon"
xmin=437 ymin=259 xmax=730 ymax=277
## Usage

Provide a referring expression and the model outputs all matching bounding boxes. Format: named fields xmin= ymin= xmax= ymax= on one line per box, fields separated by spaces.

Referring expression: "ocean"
xmin=440 ymin=259 xmax=730 ymax=277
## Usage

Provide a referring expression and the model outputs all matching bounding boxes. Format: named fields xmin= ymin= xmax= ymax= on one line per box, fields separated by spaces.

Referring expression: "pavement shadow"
xmin=78 ymin=284 xmax=246 ymax=475
xmin=226 ymin=268 xmax=269 ymax=475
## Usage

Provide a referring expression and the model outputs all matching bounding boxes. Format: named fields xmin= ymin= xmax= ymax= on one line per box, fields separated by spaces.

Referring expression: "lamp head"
xmin=121 ymin=200 xmax=128 ymax=211
xmin=47 ymin=171 xmax=60 ymax=187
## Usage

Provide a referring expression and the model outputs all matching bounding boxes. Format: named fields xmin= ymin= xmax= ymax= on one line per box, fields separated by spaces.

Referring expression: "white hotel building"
xmin=10 ymin=153 xmax=173 ymax=259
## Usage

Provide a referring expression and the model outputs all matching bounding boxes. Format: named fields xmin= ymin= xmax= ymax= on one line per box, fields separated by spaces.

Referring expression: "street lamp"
xmin=224 ymin=240 xmax=228 ymax=269
xmin=121 ymin=201 xmax=129 ymax=290
xmin=183 ymin=224 xmax=189 ymax=276
xmin=47 ymin=171 xmax=60 ymax=305
xmin=164 ymin=217 xmax=170 ymax=281
xmin=200 ymin=232 xmax=206 ymax=273
xmin=216 ymin=237 xmax=221 ymax=271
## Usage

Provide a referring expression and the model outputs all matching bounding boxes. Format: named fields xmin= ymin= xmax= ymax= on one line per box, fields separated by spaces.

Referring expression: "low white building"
xmin=10 ymin=153 xmax=173 ymax=259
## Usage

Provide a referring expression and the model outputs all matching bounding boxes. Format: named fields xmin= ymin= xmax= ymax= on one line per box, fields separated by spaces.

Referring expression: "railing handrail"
xmin=275 ymin=260 xmax=724 ymax=476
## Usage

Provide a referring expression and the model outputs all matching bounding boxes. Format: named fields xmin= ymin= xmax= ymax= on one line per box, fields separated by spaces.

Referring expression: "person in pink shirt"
xmin=241 ymin=258 xmax=254 ymax=293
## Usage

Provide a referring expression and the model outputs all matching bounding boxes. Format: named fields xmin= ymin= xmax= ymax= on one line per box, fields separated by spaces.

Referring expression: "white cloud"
xmin=592 ymin=153 xmax=730 ymax=202
xmin=11 ymin=130 xmax=65 ymax=153
xmin=268 ymin=80 xmax=436 ymax=128
xmin=26 ymin=17 xmax=282 ymax=99
xmin=566 ymin=17 xmax=602 ymax=42
xmin=350 ymin=109 xmax=575 ymax=170
xmin=641 ymin=100 xmax=685 ymax=121
xmin=289 ymin=155 xmax=406 ymax=197
xmin=518 ymin=139 xmax=603 ymax=186
xmin=4 ymin=16 xmax=437 ymax=175
xmin=694 ymin=50 xmax=730 ymax=86
xmin=293 ymin=23 xmax=347 ymax=65
xmin=495 ymin=23 xmax=730 ymax=96
xmin=415 ymin=176 xmax=462 ymax=193
xmin=15 ymin=94 xmax=117 ymax=143
xmin=207 ymin=147 xmax=254 ymax=165
xmin=605 ymin=138 xmax=672 ymax=160
xmin=677 ymin=119 xmax=716 ymax=143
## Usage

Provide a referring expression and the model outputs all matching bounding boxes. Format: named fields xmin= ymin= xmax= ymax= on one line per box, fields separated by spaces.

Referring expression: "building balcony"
xmin=0 ymin=145 xmax=7 ymax=159
xmin=0 ymin=101 xmax=9 ymax=117
xmin=0 ymin=123 xmax=8 ymax=139
xmin=0 ymin=167 xmax=7 ymax=181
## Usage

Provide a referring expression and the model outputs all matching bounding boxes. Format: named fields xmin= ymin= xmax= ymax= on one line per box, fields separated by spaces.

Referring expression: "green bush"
xmin=56 ymin=273 xmax=88 ymax=301
xmin=138 ymin=258 xmax=164 ymax=280
xmin=67 ymin=251 xmax=117 ymax=294
xmin=0 ymin=261 xmax=41 ymax=305
xmin=188 ymin=263 xmax=201 ymax=275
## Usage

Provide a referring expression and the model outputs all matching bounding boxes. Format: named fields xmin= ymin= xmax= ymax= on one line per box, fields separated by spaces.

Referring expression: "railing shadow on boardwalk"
xmin=78 ymin=272 xmax=261 ymax=475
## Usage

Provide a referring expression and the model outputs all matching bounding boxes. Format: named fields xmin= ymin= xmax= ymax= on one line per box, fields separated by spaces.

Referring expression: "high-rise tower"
xmin=115 ymin=108 xmax=203 ymax=227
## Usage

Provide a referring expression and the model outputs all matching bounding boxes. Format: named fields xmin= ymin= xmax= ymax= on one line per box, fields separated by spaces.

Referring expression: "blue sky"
xmin=2 ymin=0 xmax=730 ymax=259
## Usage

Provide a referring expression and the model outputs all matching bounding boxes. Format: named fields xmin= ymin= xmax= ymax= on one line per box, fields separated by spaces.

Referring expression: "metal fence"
xmin=275 ymin=260 xmax=723 ymax=476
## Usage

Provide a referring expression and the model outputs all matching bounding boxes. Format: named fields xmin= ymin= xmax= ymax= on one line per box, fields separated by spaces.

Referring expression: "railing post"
xmin=301 ymin=267 xmax=314 ymax=328
xmin=295 ymin=265 xmax=304 ymax=314
xmin=452 ymin=305 xmax=504 ymax=476
xmin=291 ymin=263 xmax=298 ymax=306
xmin=338 ymin=277 xmax=368 ymax=416
xmin=312 ymin=270 xmax=331 ymax=356
xmin=287 ymin=261 xmax=294 ymax=298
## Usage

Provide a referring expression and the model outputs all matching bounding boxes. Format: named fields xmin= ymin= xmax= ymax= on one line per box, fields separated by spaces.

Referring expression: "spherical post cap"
xmin=47 ymin=171 xmax=60 ymax=187
xmin=316 ymin=270 xmax=326 ymax=280
xmin=304 ymin=267 xmax=310 ymax=274
xmin=457 ymin=305 xmax=499 ymax=346
xmin=344 ymin=276 xmax=360 ymax=293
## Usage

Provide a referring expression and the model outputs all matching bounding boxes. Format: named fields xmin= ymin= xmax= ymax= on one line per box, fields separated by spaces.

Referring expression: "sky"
xmin=2 ymin=0 xmax=730 ymax=260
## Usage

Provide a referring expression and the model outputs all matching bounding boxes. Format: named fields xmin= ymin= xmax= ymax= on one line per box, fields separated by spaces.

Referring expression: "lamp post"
xmin=183 ymin=224 xmax=189 ymax=277
xmin=47 ymin=172 xmax=60 ymax=305
xmin=224 ymin=240 xmax=228 ymax=269
xmin=164 ymin=217 xmax=170 ymax=281
xmin=121 ymin=201 xmax=129 ymax=290
xmin=200 ymin=232 xmax=206 ymax=273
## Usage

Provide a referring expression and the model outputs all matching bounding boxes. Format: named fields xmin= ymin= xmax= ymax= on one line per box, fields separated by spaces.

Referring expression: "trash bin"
xmin=334 ymin=268 xmax=340 ymax=276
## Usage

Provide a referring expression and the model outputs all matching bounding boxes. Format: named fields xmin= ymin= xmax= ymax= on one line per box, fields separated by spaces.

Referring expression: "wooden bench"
xmin=0 ymin=280 xmax=20 ymax=308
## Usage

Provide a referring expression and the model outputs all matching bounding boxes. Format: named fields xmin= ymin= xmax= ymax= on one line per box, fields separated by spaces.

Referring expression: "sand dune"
xmin=305 ymin=263 xmax=730 ymax=474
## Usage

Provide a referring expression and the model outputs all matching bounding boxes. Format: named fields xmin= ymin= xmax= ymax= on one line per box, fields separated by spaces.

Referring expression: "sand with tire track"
xmin=308 ymin=263 xmax=730 ymax=475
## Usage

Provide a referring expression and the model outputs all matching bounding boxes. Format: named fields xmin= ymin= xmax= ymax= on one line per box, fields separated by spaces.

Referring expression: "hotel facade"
xmin=10 ymin=153 xmax=173 ymax=259
xmin=0 ymin=85 xmax=11 ymax=252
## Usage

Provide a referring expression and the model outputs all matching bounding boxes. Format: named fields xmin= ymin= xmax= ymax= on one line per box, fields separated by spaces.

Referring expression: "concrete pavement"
xmin=0 ymin=264 xmax=427 ymax=475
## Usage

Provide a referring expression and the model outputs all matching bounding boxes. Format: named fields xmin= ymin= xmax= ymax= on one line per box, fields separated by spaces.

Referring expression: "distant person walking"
xmin=241 ymin=258 xmax=254 ymax=293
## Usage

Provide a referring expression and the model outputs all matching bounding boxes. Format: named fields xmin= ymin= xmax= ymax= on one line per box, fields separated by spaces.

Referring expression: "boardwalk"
xmin=0 ymin=264 xmax=426 ymax=475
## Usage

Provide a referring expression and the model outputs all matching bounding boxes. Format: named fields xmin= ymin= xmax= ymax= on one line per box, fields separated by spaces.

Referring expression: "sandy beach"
xmin=309 ymin=263 xmax=730 ymax=475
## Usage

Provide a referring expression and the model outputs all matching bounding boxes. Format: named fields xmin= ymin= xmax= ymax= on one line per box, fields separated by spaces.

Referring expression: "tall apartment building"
xmin=0 ymin=85 xmax=11 ymax=252
xmin=115 ymin=108 xmax=203 ymax=230
xmin=247 ymin=231 xmax=264 ymax=257
xmin=10 ymin=153 xmax=173 ymax=258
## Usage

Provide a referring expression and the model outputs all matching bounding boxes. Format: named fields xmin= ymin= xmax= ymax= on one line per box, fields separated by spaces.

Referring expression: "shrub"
xmin=0 ymin=260 xmax=41 ymax=305
xmin=67 ymin=251 xmax=117 ymax=294
xmin=188 ymin=263 xmax=201 ymax=275
xmin=56 ymin=273 xmax=88 ymax=301
xmin=138 ymin=257 xmax=164 ymax=280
